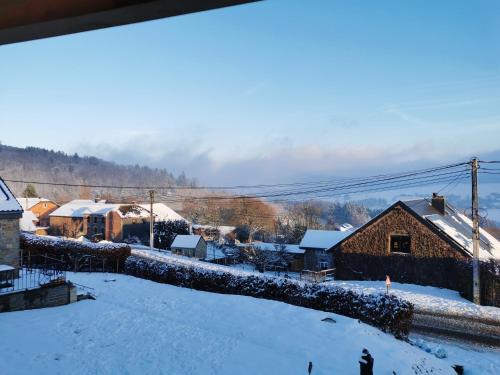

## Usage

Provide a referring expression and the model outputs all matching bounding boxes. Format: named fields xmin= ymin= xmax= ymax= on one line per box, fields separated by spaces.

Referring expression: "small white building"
xmin=171 ymin=235 xmax=207 ymax=259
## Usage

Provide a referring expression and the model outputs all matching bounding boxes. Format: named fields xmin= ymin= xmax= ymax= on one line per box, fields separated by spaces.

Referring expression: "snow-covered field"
xmin=2 ymin=273 xmax=498 ymax=374
xmin=131 ymin=247 xmax=500 ymax=322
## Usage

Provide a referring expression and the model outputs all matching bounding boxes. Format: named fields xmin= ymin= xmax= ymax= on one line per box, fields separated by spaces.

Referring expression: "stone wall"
xmin=0 ymin=282 xmax=76 ymax=313
xmin=0 ymin=217 xmax=20 ymax=268
xmin=338 ymin=205 xmax=467 ymax=259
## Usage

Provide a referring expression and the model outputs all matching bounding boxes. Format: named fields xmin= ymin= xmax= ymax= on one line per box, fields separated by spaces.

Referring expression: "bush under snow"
xmin=124 ymin=255 xmax=413 ymax=338
xmin=20 ymin=232 xmax=131 ymax=272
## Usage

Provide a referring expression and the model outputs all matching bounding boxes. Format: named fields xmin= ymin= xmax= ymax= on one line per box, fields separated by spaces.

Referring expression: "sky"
xmin=1 ymin=0 xmax=500 ymax=185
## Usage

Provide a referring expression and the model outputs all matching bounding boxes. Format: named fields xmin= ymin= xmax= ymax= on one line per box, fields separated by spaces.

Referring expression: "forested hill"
xmin=0 ymin=144 xmax=194 ymax=202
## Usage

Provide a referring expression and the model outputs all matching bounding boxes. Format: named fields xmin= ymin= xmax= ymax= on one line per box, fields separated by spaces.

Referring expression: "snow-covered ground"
xmin=327 ymin=280 xmax=500 ymax=322
xmin=131 ymin=247 xmax=500 ymax=322
xmin=3 ymin=272 xmax=497 ymax=374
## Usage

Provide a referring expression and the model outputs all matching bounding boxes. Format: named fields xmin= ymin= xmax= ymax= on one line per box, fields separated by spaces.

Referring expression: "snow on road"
xmin=1 ymin=272 xmax=489 ymax=375
xmin=327 ymin=280 xmax=500 ymax=322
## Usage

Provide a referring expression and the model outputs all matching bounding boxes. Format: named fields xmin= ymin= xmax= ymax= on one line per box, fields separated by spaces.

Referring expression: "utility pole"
xmin=471 ymin=158 xmax=480 ymax=305
xmin=149 ymin=190 xmax=155 ymax=251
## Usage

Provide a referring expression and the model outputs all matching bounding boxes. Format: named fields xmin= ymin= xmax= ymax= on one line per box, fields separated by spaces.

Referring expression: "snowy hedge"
xmin=124 ymin=255 xmax=413 ymax=338
xmin=20 ymin=232 xmax=131 ymax=272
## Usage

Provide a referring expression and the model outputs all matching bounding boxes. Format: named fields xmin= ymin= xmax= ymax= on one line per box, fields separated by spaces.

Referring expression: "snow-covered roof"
xmin=192 ymin=224 xmax=236 ymax=236
xmin=299 ymin=229 xmax=352 ymax=250
xmin=138 ymin=203 xmax=186 ymax=222
xmin=16 ymin=197 xmax=52 ymax=210
xmin=0 ymin=178 xmax=23 ymax=215
xmin=171 ymin=235 xmax=203 ymax=249
xmin=245 ymin=242 xmax=305 ymax=254
xmin=20 ymin=211 xmax=38 ymax=232
xmin=403 ymin=199 xmax=500 ymax=260
xmin=50 ymin=200 xmax=120 ymax=218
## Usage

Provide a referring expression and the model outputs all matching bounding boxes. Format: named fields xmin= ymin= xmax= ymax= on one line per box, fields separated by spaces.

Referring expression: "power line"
xmin=3 ymin=161 xmax=469 ymax=192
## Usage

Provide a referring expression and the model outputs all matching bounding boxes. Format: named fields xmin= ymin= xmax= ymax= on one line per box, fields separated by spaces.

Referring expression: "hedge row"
xmin=124 ymin=255 xmax=413 ymax=338
xmin=20 ymin=232 xmax=131 ymax=272
xmin=334 ymin=252 xmax=500 ymax=307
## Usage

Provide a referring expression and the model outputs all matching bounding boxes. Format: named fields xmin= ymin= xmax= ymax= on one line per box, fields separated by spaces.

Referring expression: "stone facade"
xmin=0 ymin=217 xmax=20 ymax=268
xmin=336 ymin=204 xmax=467 ymax=259
xmin=0 ymin=282 xmax=76 ymax=313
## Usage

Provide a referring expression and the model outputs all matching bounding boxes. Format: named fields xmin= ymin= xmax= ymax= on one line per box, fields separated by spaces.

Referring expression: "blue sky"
xmin=1 ymin=0 xmax=500 ymax=184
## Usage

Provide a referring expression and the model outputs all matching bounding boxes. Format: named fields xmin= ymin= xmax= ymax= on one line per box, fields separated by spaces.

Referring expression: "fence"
xmin=300 ymin=268 xmax=335 ymax=283
xmin=0 ymin=255 xmax=66 ymax=295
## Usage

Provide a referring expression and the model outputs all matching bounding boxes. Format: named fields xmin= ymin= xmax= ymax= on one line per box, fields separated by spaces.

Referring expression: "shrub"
xmin=20 ymin=232 xmax=131 ymax=272
xmin=124 ymin=255 xmax=413 ymax=338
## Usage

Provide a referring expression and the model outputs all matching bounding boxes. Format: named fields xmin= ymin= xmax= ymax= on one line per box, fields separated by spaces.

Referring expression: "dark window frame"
xmin=390 ymin=234 xmax=411 ymax=254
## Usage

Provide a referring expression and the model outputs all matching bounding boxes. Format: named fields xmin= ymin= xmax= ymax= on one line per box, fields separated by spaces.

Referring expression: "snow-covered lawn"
xmin=327 ymin=280 xmax=500 ymax=322
xmin=132 ymin=247 xmax=500 ymax=322
xmin=2 ymin=273 xmax=496 ymax=374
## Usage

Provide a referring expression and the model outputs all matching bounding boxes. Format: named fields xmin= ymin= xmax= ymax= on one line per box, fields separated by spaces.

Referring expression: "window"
xmin=43 ymin=203 xmax=47 ymax=208
xmin=93 ymin=217 xmax=98 ymax=224
xmin=319 ymin=261 xmax=329 ymax=270
xmin=390 ymin=235 xmax=411 ymax=254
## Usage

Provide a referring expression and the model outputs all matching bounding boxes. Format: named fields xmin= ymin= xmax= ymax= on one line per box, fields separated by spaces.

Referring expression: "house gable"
xmin=332 ymin=201 xmax=470 ymax=259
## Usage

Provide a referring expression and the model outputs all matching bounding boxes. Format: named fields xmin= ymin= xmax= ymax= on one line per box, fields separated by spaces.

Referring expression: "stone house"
xmin=299 ymin=229 xmax=352 ymax=271
xmin=0 ymin=178 xmax=23 ymax=269
xmin=171 ymin=235 xmax=207 ymax=259
xmin=330 ymin=194 xmax=500 ymax=261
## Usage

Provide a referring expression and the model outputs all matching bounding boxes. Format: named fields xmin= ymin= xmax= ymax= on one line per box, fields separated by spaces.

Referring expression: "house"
xmin=192 ymin=224 xmax=236 ymax=241
xmin=49 ymin=200 xmax=118 ymax=238
xmin=0 ymin=178 xmax=23 ymax=269
xmin=171 ymin=235 xmax=207 ymax=259
xmin=330 ymin=194 xmax=500 ymax=261
xmin=299 ymin=229 xmax=352 ymax=271
xmin=17 ymin=197 xmax=58 ymax=227
xmin=138 ymin=203 xmax=186 ymax=223
xmin=49 ymin=200 xmax=186 ymax=242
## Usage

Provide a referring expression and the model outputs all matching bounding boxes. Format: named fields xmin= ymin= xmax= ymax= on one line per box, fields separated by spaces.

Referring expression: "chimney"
xmin=431 ymin=193 xmax=446 ymax=215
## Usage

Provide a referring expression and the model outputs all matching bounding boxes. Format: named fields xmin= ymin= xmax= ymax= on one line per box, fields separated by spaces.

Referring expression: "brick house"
xmin=50 ymin=200 xmax=186 ymax=243
xmin=17 ymin=197 xmax=58 ymax=227
xmin=330 ymin=194 xmax=500 ymax=261
xmin=0 ymin=178 xmax=23 ymax=269
xmin=171 ymin=235 xmax=207 ymax=259
xmin=299 ymin=229 xmax=352 ymax=271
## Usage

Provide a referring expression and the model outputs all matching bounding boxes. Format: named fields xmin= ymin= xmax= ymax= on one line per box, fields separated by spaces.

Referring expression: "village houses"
xmin=49 ymin=199 xmax=186 ymax=243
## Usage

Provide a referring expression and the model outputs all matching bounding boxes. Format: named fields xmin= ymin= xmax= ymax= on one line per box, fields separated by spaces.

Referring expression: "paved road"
xmin=412 ymin=310 xmax=500 ymax=347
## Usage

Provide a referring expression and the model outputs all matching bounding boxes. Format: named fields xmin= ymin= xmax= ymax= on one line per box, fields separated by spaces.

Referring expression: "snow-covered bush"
xmin=20 ymin=232 xmax=131 ymax=272
xmin=124 ymin=255 xmax=413 ymax=338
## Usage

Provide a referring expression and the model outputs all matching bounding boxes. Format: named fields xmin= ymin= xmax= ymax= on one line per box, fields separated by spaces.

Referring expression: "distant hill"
xmin=0 ymin=144 xmax=195 ymax=203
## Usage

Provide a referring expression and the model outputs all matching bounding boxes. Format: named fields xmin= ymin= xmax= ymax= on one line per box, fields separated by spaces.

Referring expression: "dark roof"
xmin=0 ymin=177 xmax=23 ymax=218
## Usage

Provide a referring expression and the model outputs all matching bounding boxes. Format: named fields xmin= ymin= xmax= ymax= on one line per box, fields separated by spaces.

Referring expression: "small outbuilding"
xmin=299 ymin=229 xmax=352 ymax=271
xmin=171 ymin=234 xmax=207 ymax=259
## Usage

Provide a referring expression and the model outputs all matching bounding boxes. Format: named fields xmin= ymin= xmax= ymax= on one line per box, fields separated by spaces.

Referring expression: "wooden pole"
xmin=471 ymin=158 xmax=481 ymax=305
xmin=149 ymin=190 xmax=155 ymax=251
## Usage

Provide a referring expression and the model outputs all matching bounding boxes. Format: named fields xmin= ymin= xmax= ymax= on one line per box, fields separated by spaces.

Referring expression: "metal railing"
xmin=300 ymin=268 xmax=335 ymax=283
xmin=0 ymin=255 xmax=66 ymax=295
